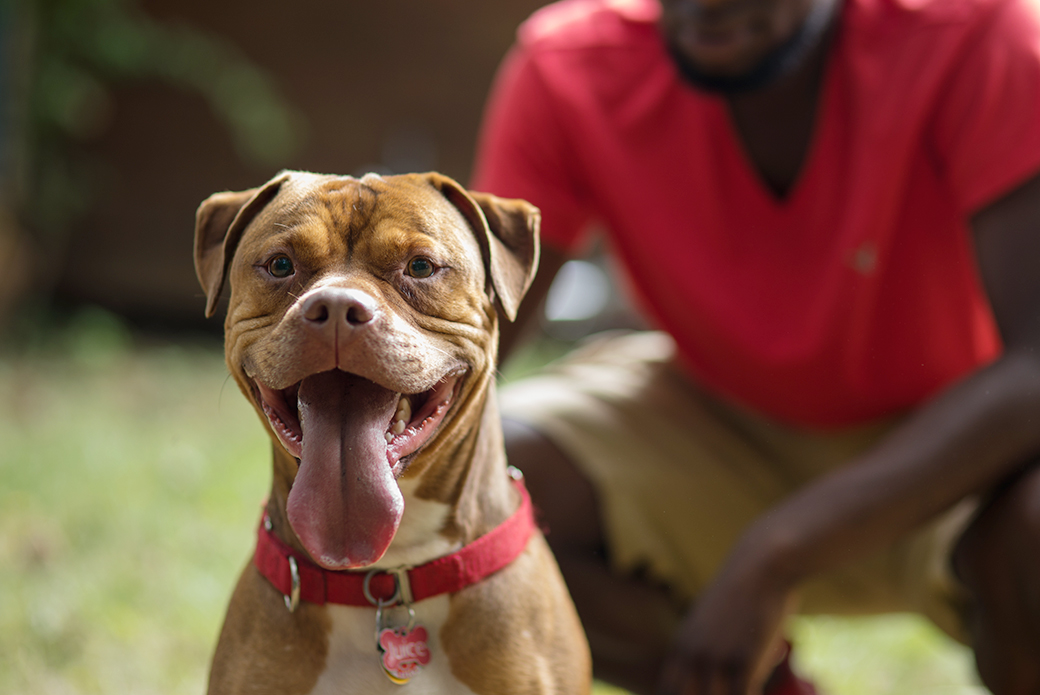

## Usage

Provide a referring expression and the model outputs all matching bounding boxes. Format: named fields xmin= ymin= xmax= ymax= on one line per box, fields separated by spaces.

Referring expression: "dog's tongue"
xmin=286 ymin=370 xmax=404 ymax=569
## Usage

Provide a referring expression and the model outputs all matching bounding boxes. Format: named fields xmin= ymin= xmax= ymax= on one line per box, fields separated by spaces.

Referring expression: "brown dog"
xmin=194 ymin=170 xmax=590 ymax=694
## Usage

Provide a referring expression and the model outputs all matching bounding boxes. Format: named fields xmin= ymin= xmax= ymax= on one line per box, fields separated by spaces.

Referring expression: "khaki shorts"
xmin=499 ymin=331 xmax=974 ymax=643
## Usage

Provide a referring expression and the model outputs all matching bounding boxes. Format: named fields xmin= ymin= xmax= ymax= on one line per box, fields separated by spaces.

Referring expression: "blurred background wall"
xmin=0 ymin=0 xmax=549 ymax=332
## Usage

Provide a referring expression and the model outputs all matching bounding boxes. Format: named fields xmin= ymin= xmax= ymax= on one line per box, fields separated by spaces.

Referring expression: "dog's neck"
xmin=412 ymin=371 xmax=514 ymax=530
xmin=262 ymin=365 xmax=515 ymax=571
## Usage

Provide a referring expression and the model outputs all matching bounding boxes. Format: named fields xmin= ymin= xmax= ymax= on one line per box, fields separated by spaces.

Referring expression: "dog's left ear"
xmin=194 ymin=172 xmax=291 ymax=317
xmin=425 ymin=173 xmax=540 ymax=322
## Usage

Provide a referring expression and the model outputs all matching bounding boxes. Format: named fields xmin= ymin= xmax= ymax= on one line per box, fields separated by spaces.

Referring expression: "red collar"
xmin=254 ymin=473 xmax=534 ymax=609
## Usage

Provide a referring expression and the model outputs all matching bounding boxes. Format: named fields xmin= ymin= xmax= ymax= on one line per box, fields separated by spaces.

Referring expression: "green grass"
xmin=1 ymin=309 xmax=269 ymax=694
xmin=790 ymin=615 xmax=985 ymax=695
xmin=0 ymin=308 xmax=987 ymax=694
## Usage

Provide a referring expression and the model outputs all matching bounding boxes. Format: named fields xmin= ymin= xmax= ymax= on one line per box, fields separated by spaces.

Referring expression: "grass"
xmin=0 ymin=307 xmax=987 ymax=694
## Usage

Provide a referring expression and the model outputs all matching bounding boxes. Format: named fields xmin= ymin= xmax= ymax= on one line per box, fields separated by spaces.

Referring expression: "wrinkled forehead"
xmin=247 ymin=173 xmax=484 ymax=264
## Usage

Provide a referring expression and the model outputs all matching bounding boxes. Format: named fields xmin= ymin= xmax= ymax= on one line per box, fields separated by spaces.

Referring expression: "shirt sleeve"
xmin=470 ymin=43 xmax=596 ymax=253
xmin=930 ymin=0 xmax=1040 ymax=214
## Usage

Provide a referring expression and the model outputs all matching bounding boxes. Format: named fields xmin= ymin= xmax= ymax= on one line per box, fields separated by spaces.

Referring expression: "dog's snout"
xmin=302 ymin=287 xmax=379 ymax=328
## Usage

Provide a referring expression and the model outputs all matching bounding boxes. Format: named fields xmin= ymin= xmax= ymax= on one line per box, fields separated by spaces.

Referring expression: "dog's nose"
xmin=301 ymin=287 xmax=379 ymax=327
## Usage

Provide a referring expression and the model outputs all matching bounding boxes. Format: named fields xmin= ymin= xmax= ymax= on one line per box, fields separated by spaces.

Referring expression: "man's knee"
xmin=953 ymin=463 xmax=1040 ymax=583
xmin=952 ymin=463 xmax=1040 ymax=695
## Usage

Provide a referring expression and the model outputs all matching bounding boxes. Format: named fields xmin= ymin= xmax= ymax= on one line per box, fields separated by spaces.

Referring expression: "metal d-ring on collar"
xmin=364 ymin=567 xmax=417 ymax=642
xmin=284 ymin=556 xmax=301 ymax=613
xmin=263 ymin=515 xmax=302 ymax=613
xmin=261 ymin=515 xmax=301 ymax=612
xmin=362 ymin=566 xmax=416 ymax=607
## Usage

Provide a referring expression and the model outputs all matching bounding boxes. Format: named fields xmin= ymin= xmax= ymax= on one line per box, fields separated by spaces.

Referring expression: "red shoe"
xmin=763 ymin=643 xmax=818 ymax=695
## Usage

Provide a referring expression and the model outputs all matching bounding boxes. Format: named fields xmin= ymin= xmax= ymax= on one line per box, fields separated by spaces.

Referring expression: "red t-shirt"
xmin=473 ymin=0 xmax=1040 ymax=428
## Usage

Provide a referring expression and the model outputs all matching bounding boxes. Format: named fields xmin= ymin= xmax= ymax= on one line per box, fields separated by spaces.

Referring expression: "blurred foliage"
xmin=12 ymin=0 xmax=305 ymax=240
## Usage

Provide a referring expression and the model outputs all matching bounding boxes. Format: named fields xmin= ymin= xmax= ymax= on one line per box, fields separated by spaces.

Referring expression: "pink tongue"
xmin=286 ymin=370 xmax=404 ymax=569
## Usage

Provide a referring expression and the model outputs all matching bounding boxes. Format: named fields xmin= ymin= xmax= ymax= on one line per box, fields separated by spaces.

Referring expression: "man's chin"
xmin=664 ymin=0 xmax=840 ymax=95
xmin=667 ymin=43 xmax=792 ymax=95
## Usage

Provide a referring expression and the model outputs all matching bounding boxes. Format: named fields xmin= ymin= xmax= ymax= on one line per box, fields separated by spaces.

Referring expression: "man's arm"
xmin=659 ymin=172 xmax=1040 ymax=695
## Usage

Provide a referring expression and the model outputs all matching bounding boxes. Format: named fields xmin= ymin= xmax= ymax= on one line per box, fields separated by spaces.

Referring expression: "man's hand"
xmin=658 ymin=531 xmax=798 ymax=695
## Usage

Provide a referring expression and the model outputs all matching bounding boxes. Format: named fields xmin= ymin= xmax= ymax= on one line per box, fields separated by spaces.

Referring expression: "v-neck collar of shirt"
xmin=704 ymin=29 xmax=845 ymax=220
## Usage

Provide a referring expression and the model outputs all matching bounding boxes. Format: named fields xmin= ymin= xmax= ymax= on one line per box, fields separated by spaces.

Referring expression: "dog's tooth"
xmin=392 ymin=419 xmax=406 ymax=435
xmin=396 ymin=397 xmax=412 ymax=422
xmin=384 ymin=432 xmax=394 ymax=444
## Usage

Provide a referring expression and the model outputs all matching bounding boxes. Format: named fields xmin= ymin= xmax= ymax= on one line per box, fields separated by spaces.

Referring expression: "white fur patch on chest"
xmin=374 ymin=478 xmax=459 ymax=569
xmin=306 ymin=479 xmax=473 ymax=694
xmin=307 ymin=599 xmax=476 ymax=695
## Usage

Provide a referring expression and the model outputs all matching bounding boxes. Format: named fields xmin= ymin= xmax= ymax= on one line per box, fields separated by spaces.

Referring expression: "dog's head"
xmin=194 ymin=170 xmax=539 ymax=569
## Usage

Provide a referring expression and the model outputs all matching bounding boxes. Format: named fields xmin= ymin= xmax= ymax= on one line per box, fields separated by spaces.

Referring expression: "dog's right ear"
xmin=194 ymin=173 xmax=290 ymax=317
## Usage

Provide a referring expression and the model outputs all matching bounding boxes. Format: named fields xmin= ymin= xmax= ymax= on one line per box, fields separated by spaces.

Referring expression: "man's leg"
xmin=953 ymin=463 xmax=1040 ymax=695
xmin=503 ymin=418 xmax=683 ymax=694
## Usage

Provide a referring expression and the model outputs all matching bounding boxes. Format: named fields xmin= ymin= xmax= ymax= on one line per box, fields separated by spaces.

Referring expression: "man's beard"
xmin=665 ymin=0 xmax=839 ymax=95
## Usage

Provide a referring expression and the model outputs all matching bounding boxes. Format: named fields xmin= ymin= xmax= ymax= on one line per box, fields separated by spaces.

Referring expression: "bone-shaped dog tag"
xmin=378 ymin=625 xmax=431 ymax=684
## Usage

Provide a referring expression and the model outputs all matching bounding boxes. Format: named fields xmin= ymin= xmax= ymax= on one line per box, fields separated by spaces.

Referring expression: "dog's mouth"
xmin=250 ymin=368 xmax=464 ymax=569
xmin=253 ymin=370 xmax=462 ymax=474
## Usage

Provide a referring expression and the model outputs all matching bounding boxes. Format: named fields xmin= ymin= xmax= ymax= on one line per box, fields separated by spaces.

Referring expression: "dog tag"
xmin=378 ymin=625 xmax=431 ymax=684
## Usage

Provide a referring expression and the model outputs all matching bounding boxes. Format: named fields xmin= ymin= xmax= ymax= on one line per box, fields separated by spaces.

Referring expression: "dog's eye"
xmin=406 ymin=257 xmax=435 ymax=278
xmin=267 ymin=255 xmax=295 ymax=278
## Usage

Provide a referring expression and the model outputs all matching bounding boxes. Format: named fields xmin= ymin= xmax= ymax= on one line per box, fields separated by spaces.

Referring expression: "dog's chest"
xmin=308 ymin=599 xmax=477 ymax=695
xmin=307 ymin=484 xmax=475 ymax=694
